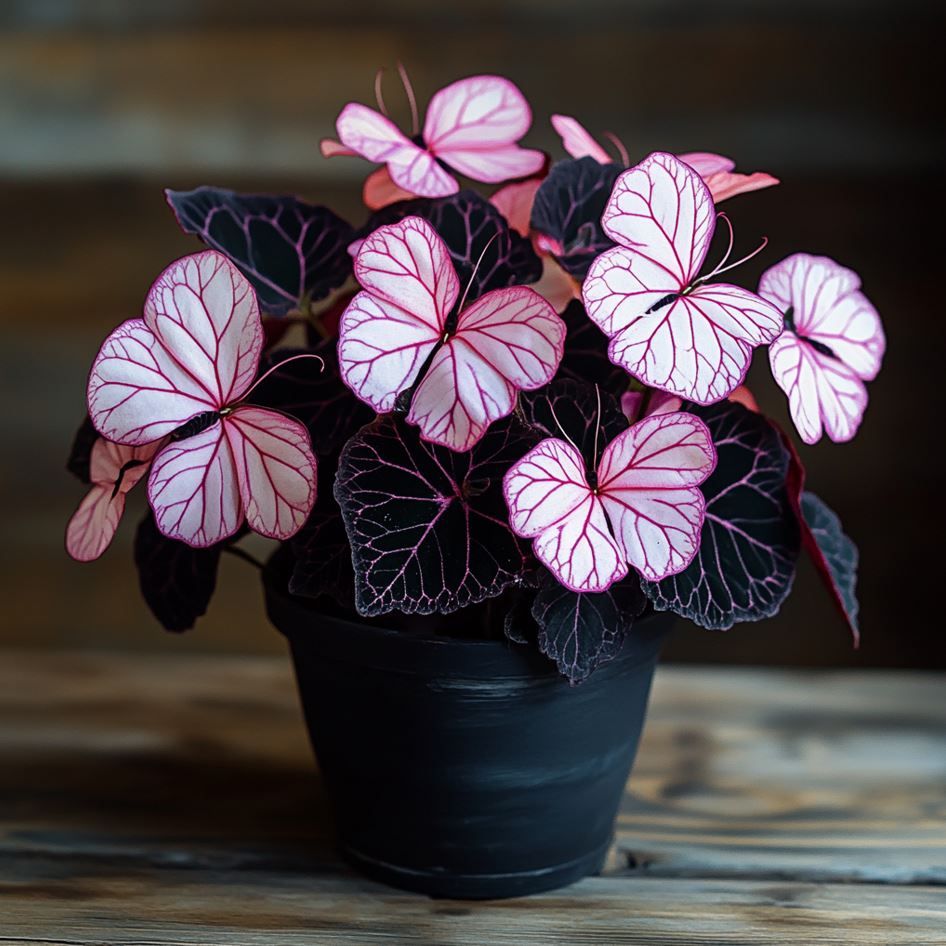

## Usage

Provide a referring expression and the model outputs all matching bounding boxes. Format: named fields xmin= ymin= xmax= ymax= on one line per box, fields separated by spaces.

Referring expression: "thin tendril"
xmin=397 ymin=61 xmax=419 ymax=137
xmin=548 ymin=400 xmax=580 ymax=455
xmin=695 ymin=212 xmax=769 ymax=284
xmin=700 ymin=233 xmax=770 ymax=283
xmin=592 ymin=382 xmax=602 ymax=473
xmin=374 ymin=68 xmax=388 ymax=117
xmin=241 ymin=353 xmax=325 ymax=401
xmin=604 ymin=131 xmax=629 ymax=167
xmin=455 ymin=232 xmax=499 ymax=318
xmin=700 ymin=212 xmax=734 ymax=283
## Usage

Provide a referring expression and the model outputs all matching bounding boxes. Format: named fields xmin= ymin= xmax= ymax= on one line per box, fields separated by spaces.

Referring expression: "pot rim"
xmin=263 ymin=552 xmax=672 ymax=682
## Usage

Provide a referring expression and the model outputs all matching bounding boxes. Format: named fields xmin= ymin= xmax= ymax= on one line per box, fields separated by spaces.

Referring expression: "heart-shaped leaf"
xmin=554 ymin=300 xmax=629 ymax=395
xmin=642 ymin=402 xmax=800 ymax=629
xmin=165 ymin=186 xmax=354 ymax=316
xmin=801 ymin=491 xmax=860 ymax=642
xmin=66 ymin=415 xmax=98 ymax=484
xmin=334 ymin=414 xmax=538 ymax=617
xmin=531 ymin=570 xmax=647 ymax=684
xmin=251 ymin=343 xmax=374 ymax=457
xmin=133 ymin=512 xmax=222 ymax=632
xmin=358 ymin=190 xmax=542 ymax=301
xmin=520 ymin=377 xmax=627 ymax=468
xmin=531 ymin=157 xmax=621 ymax=280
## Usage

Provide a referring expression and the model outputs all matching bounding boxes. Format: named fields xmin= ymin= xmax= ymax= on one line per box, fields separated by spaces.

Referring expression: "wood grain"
xmin=0 ymin=655 xmax=943 ymax=943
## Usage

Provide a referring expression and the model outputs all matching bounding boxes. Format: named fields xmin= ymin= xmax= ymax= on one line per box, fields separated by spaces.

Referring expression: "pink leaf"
xmin=65 ymin=437 xmax=162 ymax=562
xmin=143 ymin=250 xmax=263 ymax=407
xmin=490 ymin=177 xmax=543 ymax=238
xmin=679 ymin=152 xmax=736 ymax=176
xmin=759 ymin=253 xmax=884 ymax=444
xmin=342 ymin=216 xmax=563 ymax=451
xmin=224 ymin=407 xmax=317 ymax=540
xmin=504 ymin=438 xmax=626 ymax=593
xmin=363 ymin=166 xmax=415 ymax=210
xmin=147 ymin=421 xmax=243 ymax=548
xmin=407 ymin=286 xmax=563 ymax=452
xmin=337 ymin=102 xmax=458 ymax=198
xmin=621 ymin=389 xmax=684 ymax=424
xmin=703 ymin=170 xmax=779 ymax=203
xmin=88 ymin=319 xmax=217 ymax=445
xmin=337 ymin=291 xmax=441 ymax=413
xmin=582 ymin=152 xmax=782 ymax=404
xmin=424 ymin=76 xmax=544 ymax=182
xmin=552 ymin=114 xmax=612 ymax=164
xmin=353 ymin=216 xmax=458 ymax=327
xmin=597 ymin=412 xmax=716 ymax=580
xmin=504 ymin=412 xmax=715 ymax=592
xmin=320 ymin=138 xmax=357 ymax=158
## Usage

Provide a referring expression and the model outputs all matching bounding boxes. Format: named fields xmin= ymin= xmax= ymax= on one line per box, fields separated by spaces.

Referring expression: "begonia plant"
xmin=66 ymin=69 xmax=883 ymax=681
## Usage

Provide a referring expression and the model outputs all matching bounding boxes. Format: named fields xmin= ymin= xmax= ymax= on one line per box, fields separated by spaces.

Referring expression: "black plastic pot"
xmin=264 ymin=565 xmax=671 ymax=899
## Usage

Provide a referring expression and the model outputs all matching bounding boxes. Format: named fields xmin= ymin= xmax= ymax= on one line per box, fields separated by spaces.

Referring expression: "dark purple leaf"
xmin=334 ymin=414 xmax=539 ymax=617
xmin=165 ymin=186 xmax=354 ymax=316
xmin=520 ymin=377 xmax=627 ymax=468
xmin=801 ymin=491 xmax=860 ymax=640
xmin=251 ymin=342 xmax=374 ymax=457
xmin=359 ymin=190 xmax=542 ymax=301
xmin=531 ymin=157 xmax=621 ymax=280
xmin=777 ymin=427 xmax=860 ymax=645
xmin=503 ymin=588 xmax=538 ymax=645
xmin=555 ymin=299 xmax=628 ymax=394
xmin=531 ymin=571 xmax=647 ymax=684
xmin=288 ymin=464 xmax=355 ymax=604
xmin=66 ymin=415 xmax=98 ymax=484
xmin=133 ymin=512 xmax=222 ymax=632
xmin=642 ymin=402 xmax=801 ymax=630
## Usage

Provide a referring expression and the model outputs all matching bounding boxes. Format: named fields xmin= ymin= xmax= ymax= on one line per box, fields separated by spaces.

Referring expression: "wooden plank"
xmin=0 ymin=656 xmax=943 ymax=886
xmin=1 ymin=873 xmax=944 ymax=945
xmin=1 ymin=656 xmax=944 ymax=941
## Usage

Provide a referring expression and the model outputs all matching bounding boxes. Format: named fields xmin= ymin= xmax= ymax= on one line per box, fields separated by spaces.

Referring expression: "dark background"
xmin=1 ymin=0 xmax=943 ymax=665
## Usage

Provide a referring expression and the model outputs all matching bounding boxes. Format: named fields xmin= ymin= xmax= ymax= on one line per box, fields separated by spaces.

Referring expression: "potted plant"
xmin=66 ymin=69 xmax=883 ymax=899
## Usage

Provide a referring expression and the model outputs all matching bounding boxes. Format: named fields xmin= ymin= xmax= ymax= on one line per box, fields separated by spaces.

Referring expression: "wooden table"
xmin=1 ymin=653 xmax=943 ymax=945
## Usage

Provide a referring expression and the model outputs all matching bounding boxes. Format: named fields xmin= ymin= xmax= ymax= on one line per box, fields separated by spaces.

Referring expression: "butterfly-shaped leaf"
xmin=334 ymin=413 xmax=538 ymax=616
xmin=251 ymin=343 xmax=374 ymax=458
xmin=339 ymin=216 xmax=562 ymax=453
xmin=642 ymin=401 xmax=800 ymax=629
xmin=358 ymin=190 xmax=542 ymax=301
xmin=530 ymin=157 xmax=622 ymax=280
xmin=133 ymin=512 xmax=223 ymax=632
xmin=166 ymin=187 xmax=354 ymax=316
xmin=88 ymin=251 xmax=318 ymax=547
xmin=759 ymin=253 xmax=884 ymax=445
xmin=581 ymin=152 xmax=782 ymax=405
xmin=324 ymin=74 xmax=544 ymax=203
xmin=531 ymin=570 xmax=647 ymax=684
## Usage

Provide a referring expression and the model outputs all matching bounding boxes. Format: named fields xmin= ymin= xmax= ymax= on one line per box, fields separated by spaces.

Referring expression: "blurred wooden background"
xmin=1 ymin=0 xmax=943 ymax=665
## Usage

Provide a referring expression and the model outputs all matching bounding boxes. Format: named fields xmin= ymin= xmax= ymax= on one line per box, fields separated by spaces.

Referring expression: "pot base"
xmin=341 ymin=836 xmax=612 ymax=900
